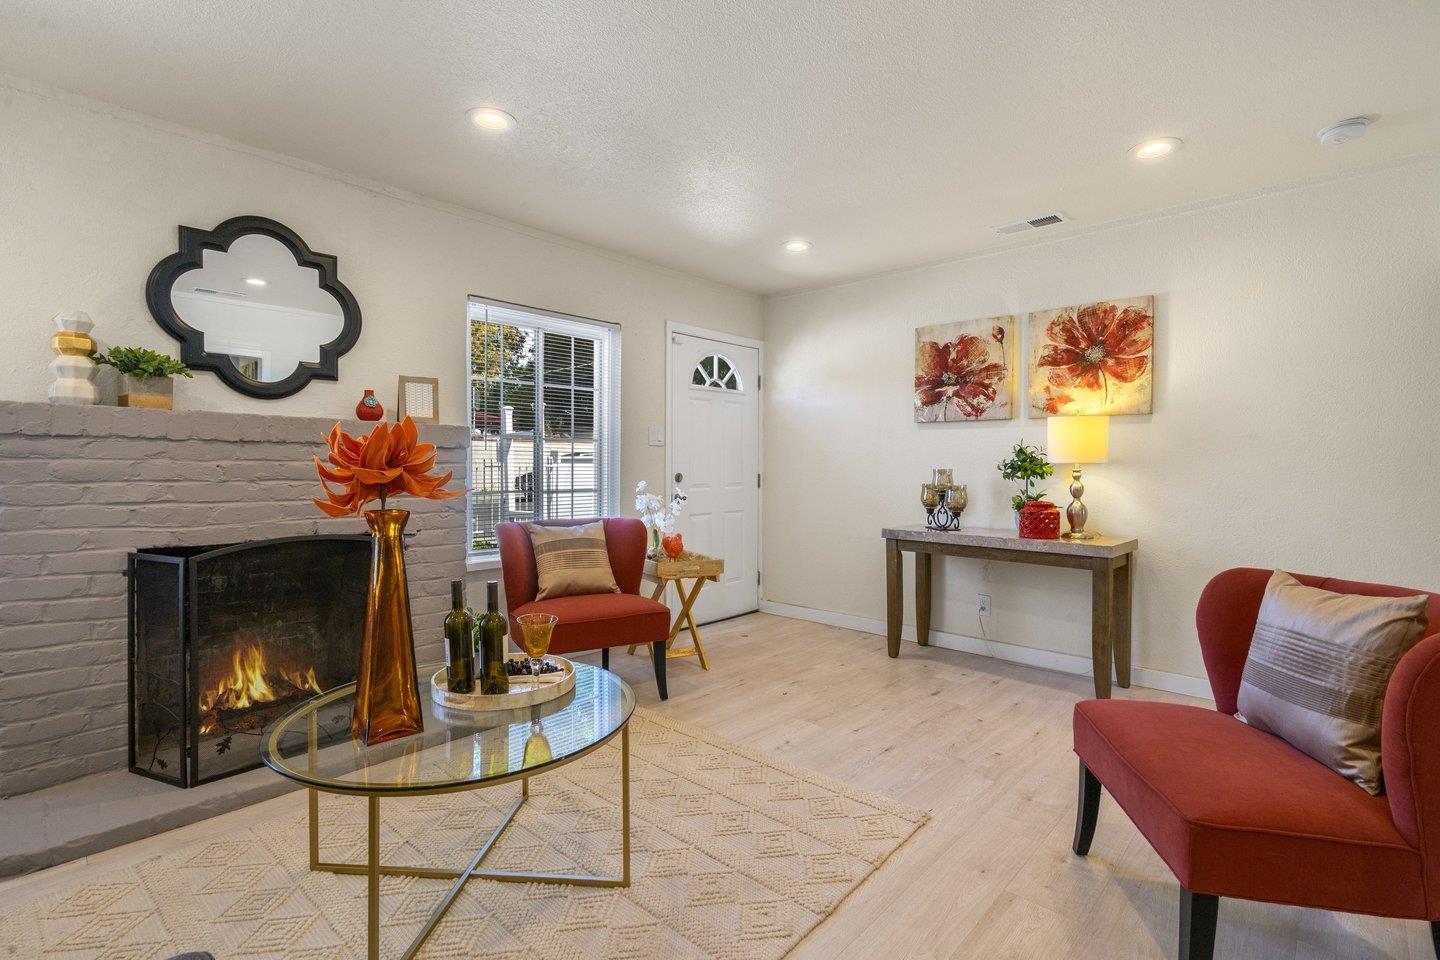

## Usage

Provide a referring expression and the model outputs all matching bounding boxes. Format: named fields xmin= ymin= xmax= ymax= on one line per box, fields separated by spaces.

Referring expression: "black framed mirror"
xmin=145 ymin=216 xmax=362 ymax=399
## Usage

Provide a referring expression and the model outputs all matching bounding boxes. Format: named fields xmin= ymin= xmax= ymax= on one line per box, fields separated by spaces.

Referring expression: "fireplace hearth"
xmin=128 ymin=535 xmax=370 ymax=787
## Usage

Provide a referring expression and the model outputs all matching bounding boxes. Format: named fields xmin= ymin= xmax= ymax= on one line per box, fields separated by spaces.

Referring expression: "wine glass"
xmin=522 ymin=718 xmax=553 ymax=768
xmin=513 ymin=613 xmax=558 ymax=686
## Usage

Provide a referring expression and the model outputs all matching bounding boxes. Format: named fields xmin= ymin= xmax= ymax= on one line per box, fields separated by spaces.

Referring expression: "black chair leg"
xmin=601 ymin=647 xmax=609 ymax=670
xmin=1431 ymin=920 xmax=1439 ymax=960
xmin=1073 ymin=760 xmax=1102 ymax=856
xmin=652 ymin=640 xmax=668 ymax=700
xmin=1179 ymin=889 xmax=1219 ymax=960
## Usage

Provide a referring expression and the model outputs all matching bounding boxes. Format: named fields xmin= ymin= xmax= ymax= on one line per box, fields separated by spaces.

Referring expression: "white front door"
xmin=668 ymin=330 xmax=761 ymax=624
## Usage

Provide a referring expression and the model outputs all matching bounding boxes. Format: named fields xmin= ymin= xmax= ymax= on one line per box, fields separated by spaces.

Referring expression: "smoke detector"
xmin=994 ymin=212 xmax=1069 ymax=236
xmin=1318 ymin=117 xmax=1371 ymax=147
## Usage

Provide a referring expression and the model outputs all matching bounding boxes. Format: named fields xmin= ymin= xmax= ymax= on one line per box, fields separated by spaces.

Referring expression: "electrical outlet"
xmin=977 ymin=594 xmax=992 ymax=617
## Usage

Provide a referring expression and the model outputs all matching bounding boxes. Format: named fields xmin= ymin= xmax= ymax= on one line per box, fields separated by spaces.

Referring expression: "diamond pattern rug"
xmin=0 ymin=710 xmax=927 ymax=959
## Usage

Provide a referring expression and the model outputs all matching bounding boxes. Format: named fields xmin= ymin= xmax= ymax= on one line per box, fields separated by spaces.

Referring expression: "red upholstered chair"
xmin=1073 ymin=567 xmax=1440 ymax=960
xmin=496 ymin=517 xmax=671 ymax=699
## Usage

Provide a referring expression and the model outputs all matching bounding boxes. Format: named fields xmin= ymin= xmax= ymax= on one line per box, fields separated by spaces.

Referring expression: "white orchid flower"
xmin=634 ymin=479 xmax=690 ymax=536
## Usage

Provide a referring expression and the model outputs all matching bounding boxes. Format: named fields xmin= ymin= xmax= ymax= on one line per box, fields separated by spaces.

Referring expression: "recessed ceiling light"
xmin=467 ymin=107 xmax=516 ymax=131
xmin=243 ymin=277 xmax=268 ymax=286
xmin=1130 ymin=137 xmax=1183 ymax=160
xmin=783 ymin=239 xmax=811 ymax=253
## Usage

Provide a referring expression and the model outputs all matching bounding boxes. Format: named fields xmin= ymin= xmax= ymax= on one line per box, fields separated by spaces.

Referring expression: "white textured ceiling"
xmin=2 ymin=0 xmax=1438 ymax=293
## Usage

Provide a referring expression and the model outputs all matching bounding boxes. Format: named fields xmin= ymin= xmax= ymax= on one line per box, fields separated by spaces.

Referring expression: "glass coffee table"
xmin=261 ymin=662 xmax=635 ymax=960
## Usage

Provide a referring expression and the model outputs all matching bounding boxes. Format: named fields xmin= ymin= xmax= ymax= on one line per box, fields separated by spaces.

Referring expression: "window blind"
xmin=467 ymin=298 xmax=620 ymax=556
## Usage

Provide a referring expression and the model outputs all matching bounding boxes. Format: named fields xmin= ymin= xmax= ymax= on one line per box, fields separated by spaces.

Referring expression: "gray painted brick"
xmin=43 ymin=550 xmax=133 ymax=576
xmin=0 ymin=401 xmax=467 ymax=797
xmin=0 ymin=574 xmax=95 ymax=602
xmin=0 ymin=619 xmax=127 ymax=647
xmin=0 ymin=637 xmax=118 ymax=675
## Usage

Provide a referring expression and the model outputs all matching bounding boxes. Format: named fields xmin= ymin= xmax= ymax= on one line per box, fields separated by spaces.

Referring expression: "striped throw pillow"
xmin=1237 ymin=570 xmax=1428 ymax=794
xmin=526 ymin=521 xmax=621 ymax=601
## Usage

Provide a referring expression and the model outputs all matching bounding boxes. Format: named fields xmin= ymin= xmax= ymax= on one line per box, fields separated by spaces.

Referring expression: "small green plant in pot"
xmin=997 ymin=441 xmax=1054 ymax=523
xmin=90 ymin=346 xmax=192 ymax=410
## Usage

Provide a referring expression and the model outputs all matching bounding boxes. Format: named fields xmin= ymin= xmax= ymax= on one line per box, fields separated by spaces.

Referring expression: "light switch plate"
xmin=647 ymin=425 xmax=665 ymax=447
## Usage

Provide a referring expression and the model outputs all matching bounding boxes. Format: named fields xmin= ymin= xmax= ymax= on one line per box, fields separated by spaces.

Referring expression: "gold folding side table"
xmin=627 ymin=551 xmax=724 ymax=670
xmin=261 ymin=663 xmax=634 ymax=960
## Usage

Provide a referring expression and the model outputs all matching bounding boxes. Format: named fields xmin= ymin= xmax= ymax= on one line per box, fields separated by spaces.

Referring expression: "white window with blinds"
xmin=467 ymin=297 xmax=621 ymax=558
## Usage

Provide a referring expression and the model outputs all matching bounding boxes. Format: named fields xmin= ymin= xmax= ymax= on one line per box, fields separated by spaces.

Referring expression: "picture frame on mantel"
xmin=396 ymin=375 xmax=440 ymax=424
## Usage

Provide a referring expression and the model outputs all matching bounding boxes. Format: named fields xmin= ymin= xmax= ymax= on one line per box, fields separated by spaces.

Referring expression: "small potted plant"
xmin=91 ymin=346 xmax=192 ymax=409
xmin=634 ymin=480 xmax=687 ymax=559
xmin=997 ymin=441 xmax=1054 ymax=527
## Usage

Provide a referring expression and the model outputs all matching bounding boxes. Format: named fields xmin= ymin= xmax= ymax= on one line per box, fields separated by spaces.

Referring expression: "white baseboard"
xmin=757 ymin=599 xmax=1214 ymax=701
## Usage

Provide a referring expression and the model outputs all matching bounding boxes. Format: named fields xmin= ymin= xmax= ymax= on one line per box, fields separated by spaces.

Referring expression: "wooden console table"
xmin=881 ymin=525 xmax=1138 ymax=699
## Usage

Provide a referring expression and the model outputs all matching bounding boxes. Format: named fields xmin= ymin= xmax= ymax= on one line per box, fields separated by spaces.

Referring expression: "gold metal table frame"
xmin=274 ymin=688 xmax=632 ymax=960
xmin=626 ymin=552 xmax=725 ymax=669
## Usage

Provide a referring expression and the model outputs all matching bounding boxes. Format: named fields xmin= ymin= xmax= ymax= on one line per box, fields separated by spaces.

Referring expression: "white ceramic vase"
xmin=47 ymin=311 xmax=98 ymax=406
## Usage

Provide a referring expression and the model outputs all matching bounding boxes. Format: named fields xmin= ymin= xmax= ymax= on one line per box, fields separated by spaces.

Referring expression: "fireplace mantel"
xmin=0 ymin=400 xmax=468 ymax=797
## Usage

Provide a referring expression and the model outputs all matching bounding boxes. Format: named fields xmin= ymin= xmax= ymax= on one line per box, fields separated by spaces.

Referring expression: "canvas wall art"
xmin=914 ymin=315 xmax=1016 ymax=422
xmin=1027 ymin=295 xmax=1154 ymax=416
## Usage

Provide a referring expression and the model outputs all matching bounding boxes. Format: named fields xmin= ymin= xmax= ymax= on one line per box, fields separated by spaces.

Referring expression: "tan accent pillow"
xmin=526 ymin=521 xmax=620 ymax=601
xmin=1237 ymin=570 xmax=1428 ymax=794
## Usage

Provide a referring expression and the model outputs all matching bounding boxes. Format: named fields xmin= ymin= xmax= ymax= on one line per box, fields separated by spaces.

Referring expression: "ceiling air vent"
xmin=994 ymin=212 xmax=1069 ymax=236
xmin=191 ymin=287 xmax=247 ymax=298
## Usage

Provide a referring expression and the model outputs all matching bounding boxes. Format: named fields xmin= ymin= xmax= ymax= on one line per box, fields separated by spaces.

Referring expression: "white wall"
xmin=762 ymin=158 xmax=1440 ymax=688
xmin=0 ymin=78 xmax=762 ymax=508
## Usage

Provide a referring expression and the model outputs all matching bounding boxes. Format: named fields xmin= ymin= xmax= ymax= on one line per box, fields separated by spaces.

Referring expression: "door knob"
xmin=674 ymin=472 xmax=684 ymax=484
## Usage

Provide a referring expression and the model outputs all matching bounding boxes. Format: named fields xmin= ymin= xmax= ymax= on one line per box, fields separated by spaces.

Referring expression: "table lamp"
xmin=1046 ymin=415 xmax=1109 ymax=540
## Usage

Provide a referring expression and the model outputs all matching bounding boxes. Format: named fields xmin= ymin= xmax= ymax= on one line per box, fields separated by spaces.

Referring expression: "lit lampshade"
xmin=1047 ymin=415 xmax=1109 ymax=465
xmin=1047 ymin=416 xmax=1109 ymax=539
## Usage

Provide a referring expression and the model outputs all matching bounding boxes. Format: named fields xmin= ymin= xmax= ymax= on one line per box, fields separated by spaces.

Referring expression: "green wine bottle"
xmin=444 ymin=579 xmax=476 ymax=693
xmin=478 ymin=580 xmax=510 ymax=695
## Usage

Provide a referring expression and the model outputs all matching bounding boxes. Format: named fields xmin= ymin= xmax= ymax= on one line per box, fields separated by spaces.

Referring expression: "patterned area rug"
xmin=0 ymin=710 xmax=927 ymax=959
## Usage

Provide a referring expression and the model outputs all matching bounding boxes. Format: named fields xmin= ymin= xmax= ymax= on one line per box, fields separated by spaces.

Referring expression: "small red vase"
xmin=356 ymin=389 xmax=384 ymax=421
xmin=661 ymin=532 xmax=684 ymax=559
xmin=1018 ymin=500 xmax=1061 ymax=540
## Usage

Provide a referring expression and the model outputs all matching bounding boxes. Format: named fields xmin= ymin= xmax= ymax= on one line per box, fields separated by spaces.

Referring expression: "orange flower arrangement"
xmin=313 ymin=416 xmax=466 ymax=517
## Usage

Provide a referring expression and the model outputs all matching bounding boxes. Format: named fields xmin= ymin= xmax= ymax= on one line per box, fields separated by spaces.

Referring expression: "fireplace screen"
xmin=129 ymin=535 xmax=370 ymax=787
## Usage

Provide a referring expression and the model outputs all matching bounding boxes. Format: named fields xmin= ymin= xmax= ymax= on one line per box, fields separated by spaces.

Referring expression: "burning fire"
xmin=198 ymin=642 xmax=323 ymax=735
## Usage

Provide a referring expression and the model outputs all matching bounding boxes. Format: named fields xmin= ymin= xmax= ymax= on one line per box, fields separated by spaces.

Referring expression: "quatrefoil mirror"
xmin=146 ymin=216 xmax=362 ymax=399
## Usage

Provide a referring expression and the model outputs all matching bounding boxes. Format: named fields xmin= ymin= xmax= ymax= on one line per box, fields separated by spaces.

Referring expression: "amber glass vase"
xmin=351 ymin=508 xmax=424 ymax=745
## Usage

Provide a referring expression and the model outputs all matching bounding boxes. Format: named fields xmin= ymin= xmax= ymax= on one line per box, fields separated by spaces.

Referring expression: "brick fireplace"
xmin=0 ymin=400 xmax=468 ymax=800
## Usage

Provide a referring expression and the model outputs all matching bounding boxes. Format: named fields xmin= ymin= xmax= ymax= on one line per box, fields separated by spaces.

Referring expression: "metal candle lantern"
xmin=922 ymin=475 xmax=967 ymax=531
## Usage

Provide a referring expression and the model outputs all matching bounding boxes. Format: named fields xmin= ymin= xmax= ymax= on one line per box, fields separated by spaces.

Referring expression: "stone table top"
xmin=881 ymin=523 xmax=1138 ymax=558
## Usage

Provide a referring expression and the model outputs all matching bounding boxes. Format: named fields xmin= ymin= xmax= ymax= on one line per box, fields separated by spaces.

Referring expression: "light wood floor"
xmin=2 ymin=613 xmax=1431 ymax=959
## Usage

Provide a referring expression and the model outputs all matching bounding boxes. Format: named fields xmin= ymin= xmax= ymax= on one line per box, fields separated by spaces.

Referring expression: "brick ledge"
xmin=0 ymin=400 xmax=469 ymax=446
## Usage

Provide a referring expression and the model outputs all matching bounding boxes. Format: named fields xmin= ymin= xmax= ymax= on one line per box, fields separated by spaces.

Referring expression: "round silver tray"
xmin=430 ymin=654 xmax=576 ymax=711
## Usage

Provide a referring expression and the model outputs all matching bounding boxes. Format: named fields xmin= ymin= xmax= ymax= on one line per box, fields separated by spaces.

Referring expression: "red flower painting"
xmin=1039 ymin=386 xmax=1075 ymax=415
xmin=914 ymin=316 xmax=1015 ymax=421
xmin=1029 ymin=297 xmax=1154 ymax=416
